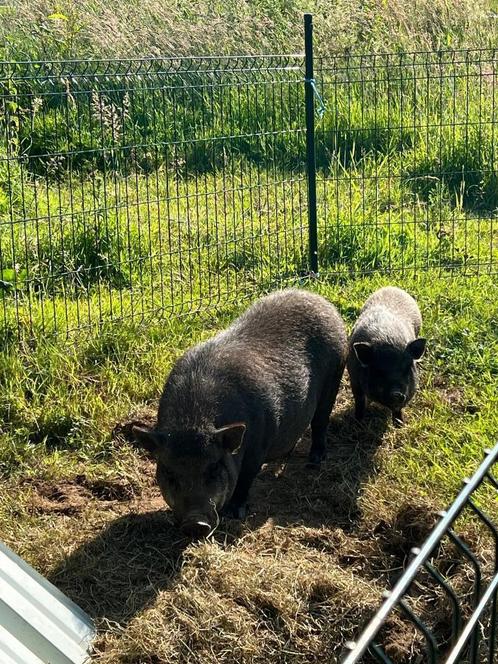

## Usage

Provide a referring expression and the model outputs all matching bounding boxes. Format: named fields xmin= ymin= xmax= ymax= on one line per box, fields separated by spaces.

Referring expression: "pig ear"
xmin=132 ymin=426 xmax=165 ymax=456
xmin=407 ymin=337 xmax=427 ymax=361
xmin=214 ymin=422 xmax=246 ymax=454
xmin=353 ymin=342 xmax=373 ymax=367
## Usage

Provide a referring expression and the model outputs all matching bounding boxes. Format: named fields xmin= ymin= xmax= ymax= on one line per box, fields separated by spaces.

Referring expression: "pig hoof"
xmin=235 ymin=504 xmax=248 ymax=520
xmin=222 ymin=503 xmax=247 ymax=520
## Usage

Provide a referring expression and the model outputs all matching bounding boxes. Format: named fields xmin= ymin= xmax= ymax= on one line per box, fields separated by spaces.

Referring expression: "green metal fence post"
xmin=304 ymin=13 xmax=319 ymax=275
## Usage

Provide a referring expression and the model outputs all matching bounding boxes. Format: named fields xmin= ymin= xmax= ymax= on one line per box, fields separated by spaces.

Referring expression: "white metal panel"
xmin=0 ymin=541 xmax=95 ymax=664
xmin=0 ymin=621 xmax=46 ymax=664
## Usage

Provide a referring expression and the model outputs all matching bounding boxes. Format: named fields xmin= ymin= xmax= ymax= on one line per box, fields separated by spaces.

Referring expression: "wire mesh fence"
xmin=316 ymin=49 xmax=498 ymax=278
xmin=0 ymin=56 xmax=307 ymax=340
xmin=1 ymin=23 xmax=498 ymax=341
xmin=343 ymin=442 xmax=498 ymax=664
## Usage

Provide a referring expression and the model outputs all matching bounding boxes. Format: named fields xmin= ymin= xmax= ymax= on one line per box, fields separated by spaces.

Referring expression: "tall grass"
xmin=4 ymin=50 xmax=498 ymax=182
xmin=1 ymin=9 xmax=498 ymax=660
xmin=0 ymin=0 xmax=495 ymax=61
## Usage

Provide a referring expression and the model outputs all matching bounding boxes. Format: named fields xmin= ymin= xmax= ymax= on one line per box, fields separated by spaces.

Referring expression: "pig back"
xmin=357 ymin=286 xmax=422 ymax=337
xmin=158 ymin=289 xmax=347 ymax=460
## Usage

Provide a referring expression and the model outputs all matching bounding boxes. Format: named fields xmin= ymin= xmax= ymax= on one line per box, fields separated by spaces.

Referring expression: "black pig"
xmin=133 ymin=289 xmax=347 ymax=537
xmin=347 ymin=286 xmax=426 ymax=426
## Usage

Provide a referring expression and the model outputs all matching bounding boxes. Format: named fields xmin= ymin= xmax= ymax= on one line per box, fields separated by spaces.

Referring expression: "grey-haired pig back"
xmin=133 ymin=289 xmax=347 ymax=537
xmin=347 ymin=286 xmax=426 ymax=425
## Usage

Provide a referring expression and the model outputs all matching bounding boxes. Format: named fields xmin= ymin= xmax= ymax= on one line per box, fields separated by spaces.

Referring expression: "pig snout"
xmin=181 ymin=519 xmax=212 ymax=538
xmin=180 ymin=511 xmax=218 ymax=538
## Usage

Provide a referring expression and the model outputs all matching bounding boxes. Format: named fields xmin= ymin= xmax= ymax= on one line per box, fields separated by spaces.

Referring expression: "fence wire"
xmin=316 ymin=49 xmax=498 ymax=278
xmin=1 ymin=48 xmax=497 ymax=340
xmin=343 ymin=443 xmax=498 ymax=664
xmin=0 ymin=56 xmax=307 ymax=340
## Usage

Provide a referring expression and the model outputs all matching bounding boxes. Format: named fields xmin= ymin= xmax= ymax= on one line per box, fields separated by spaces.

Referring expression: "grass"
xmin=0 ymin=0 xmax=495 ymax=62
xmin=1 ymin=105 xmax=497 ymax=656
xmin=1 ymin=5 xmax=498 ymax=658
xmin=3 ymin=47 xmax=498 ymax=189
xmin=0 ymin=274 xmax=498 ymax=662
xmin=1 ymin=149 xmax=496 ymax=337
xmin=2 ymin=48 xmax=498 ymax=331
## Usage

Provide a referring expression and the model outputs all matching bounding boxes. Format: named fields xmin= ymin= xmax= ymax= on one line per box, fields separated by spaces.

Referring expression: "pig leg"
xmin=309 ymin=370 xmax=342 ymax=465
xmin=222 ymin=452 xmax=264 ymax=520
xmin=351 ymin=380 xmax=366 ymax=421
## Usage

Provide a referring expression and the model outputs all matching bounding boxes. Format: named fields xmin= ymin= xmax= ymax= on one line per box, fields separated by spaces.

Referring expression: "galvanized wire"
xmin=316 ymin=49 xmax=498 ymax=279
xmin=0 ymin=56 xmax=307 ymax=340
xmin=343 ymin=443 xmax=498 ymax=664
xmin=1 ymin=47 xmax=497 ymax=341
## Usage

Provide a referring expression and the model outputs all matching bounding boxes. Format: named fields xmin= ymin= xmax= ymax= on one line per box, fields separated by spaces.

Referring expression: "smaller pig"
xmin=347 ymin=286 xmax=426 ymax=426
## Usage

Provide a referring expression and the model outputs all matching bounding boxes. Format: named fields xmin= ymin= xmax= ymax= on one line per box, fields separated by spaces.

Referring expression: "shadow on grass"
xmin=48 ymin=509 xmax=189 ymax=625
xmin=47 ymin=402 xmax=388 ymax=624
xmin=246 ymin=404 xmax=390 ymax=532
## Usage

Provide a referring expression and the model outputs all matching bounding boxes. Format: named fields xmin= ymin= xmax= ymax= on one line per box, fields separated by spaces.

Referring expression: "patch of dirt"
xmin=29 ymin=480 xmax=92 ymax=515
xmin=373 ymin=502 xmax=438 ymax=565
xmin=27 ymin=471 xmax=154 ymax=515
xmin=432 ymin=378 xmax=480 ymax=414
xmin=381 ymin=615 xmax=423 ymax=664
xmin=79 ymin=476 xmax=137 ymax=502
xmin=24 ymin=404 xmax=160 ymax=516
xmin=112 ymin=408 xmax=157 ymax=447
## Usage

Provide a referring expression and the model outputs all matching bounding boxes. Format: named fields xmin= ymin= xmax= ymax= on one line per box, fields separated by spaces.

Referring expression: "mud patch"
xmin=29 ymin=481 xmax=91 ymax=515
xmin=79 ymin=476 xmax=137 ymax=502
xmin=112 ymin=408 xmax=157 ymax=447
xmin=27 ymin=474 xmax=141 ymax=515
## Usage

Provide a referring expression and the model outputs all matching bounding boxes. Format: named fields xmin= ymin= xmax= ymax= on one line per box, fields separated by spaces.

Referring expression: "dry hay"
xmin=3 ymin=391 xmax=494 ymax=663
